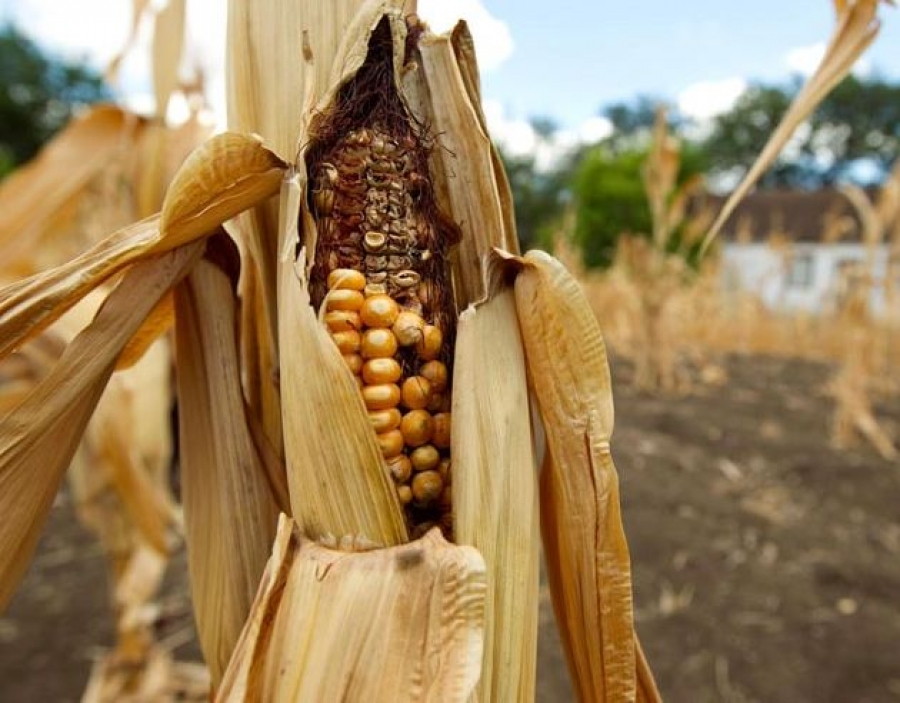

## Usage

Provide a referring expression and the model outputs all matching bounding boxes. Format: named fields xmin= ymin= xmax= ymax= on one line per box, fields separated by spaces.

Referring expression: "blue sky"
xmin=1 ymin=0 xmax=898 ymax=149
xmin=476 ymin=0 xmax=900 ymax=127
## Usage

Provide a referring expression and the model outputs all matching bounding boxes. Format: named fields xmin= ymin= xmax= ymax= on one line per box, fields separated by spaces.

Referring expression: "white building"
xmin=704 ymin=189 xmax=896 ymax=316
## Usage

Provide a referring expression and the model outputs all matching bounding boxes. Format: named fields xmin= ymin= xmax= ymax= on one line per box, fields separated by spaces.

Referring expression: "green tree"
xmin=0 ymin=24 xmax=109 ymax=178
xmin=572 ymin=143 xmax=707 ymax=268
xmin=702 ymin=76 xmax=900 ymax=187
xmin=702 ymin=84 xmax=798 ymax=187
xmin=498 ymin=116 xmax=574 ymax=252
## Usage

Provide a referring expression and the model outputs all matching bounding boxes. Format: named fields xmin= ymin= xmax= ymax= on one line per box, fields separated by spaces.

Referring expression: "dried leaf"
xmin=0 ymin=133 xmax=286 ymax=361
xmin=0 ymin=241 xmax=203 ymax=610
xmin=702 ymin=0 xmax=888 ymax=253
xmin=510 ymin=250 xmax=659 ymax=703
xmin=278 ymin=177 xmax=407 ymax=545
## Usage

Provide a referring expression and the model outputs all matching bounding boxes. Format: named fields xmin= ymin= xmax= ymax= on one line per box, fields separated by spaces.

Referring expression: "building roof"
xmin=693 ymin=187 xmax=879 ymax=244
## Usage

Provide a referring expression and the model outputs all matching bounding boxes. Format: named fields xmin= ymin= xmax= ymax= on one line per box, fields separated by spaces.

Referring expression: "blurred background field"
xmin=0 ymin=1 xmax=899 ymax=701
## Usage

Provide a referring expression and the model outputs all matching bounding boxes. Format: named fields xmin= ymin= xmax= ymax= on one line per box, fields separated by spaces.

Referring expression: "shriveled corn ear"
xmin=216 ymin=515 xmax=486 ymax=702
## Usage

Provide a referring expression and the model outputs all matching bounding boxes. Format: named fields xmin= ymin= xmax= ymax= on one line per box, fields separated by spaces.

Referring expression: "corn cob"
xmin=301 ymin=21 xmax=459 ymax=538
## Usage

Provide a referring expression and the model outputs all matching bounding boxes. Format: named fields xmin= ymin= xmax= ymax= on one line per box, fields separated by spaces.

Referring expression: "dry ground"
xmin=2 ymin=353 xmax=899 ymax=702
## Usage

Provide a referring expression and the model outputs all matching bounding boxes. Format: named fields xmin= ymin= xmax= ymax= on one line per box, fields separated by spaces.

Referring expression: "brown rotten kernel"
xmin=361 ymin=358 xmax=402 ymax=385
xmin=400 ymin=409 xmax=434 ymax=448
xmin=360 ymin=294 xmax=399 ymax=328
xmin=401 ymin=376 xmax=432 ymax=410
xmin=362 ymin=383 xmax=400 ymax=411
xmin=361 ymin=328 xmax=398 ymax=359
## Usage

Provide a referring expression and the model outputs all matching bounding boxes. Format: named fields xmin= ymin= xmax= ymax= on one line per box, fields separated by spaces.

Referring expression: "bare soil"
xmin=2 ymin=354 xmax=899 ymax=702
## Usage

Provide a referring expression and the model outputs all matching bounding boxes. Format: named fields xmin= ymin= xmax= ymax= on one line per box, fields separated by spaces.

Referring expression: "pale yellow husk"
xmin=278 ymin=176 xmax=408 ymax=545
xmin=216 ymin=515 xmax=487 ymax=703
xmin=452 ymin=289 xmax=539 ymax=702
xmin=174 ymin=240 xmax=280 ymax=686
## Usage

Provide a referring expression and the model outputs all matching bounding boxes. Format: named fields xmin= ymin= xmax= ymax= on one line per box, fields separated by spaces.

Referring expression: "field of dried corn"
xmin=2 ymin=351 xmax=899 ymax=703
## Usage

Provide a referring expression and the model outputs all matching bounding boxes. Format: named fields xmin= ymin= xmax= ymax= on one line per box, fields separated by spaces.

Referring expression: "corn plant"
xmin=0 ymin=1 xmax=659 ymax=700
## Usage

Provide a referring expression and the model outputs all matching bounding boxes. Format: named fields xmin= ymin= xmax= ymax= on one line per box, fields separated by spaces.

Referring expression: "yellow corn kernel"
xmin=361 ymin=328 xmax=398 ymax=359
xmin=410 ymin=444 xmax=440 ymax=472
xmin=416 ymin=324 xmax=442 ymax=361
xmin=400 ymin=409 xmax=434 ymax=448
xmin=361 ymin=357 xmax=402 ymax=385
xmin=397 ymin=484 xmax=413 ymax=506
xmin=326 ymin=288 xmax=364 ymax=312
xmin=331 ymin=330 xmax=361 ymax=354
xmin=387 ymin=455 xmax=413 ymax=483
xmin=411 ymin=469 xmax=443 ymax=505
xmin=327 ymin=268 xmax=366 ymax=291
xmin=419 ymin=360 xmax=448 ymax=393
xmin=360 ymin=294 xmax=400 ymax=328
xmin=432 ymin=412 xmax=451 ymax=449
xmin=401 ymin=375 xmax=432 ymax=410
xmin=362 ymin=383 xmax=401 ymax=411
xmin=342 ymin=353 xmax=364 ymax=374
xmin=368 ymin=408 xmax=402 ymax=433
xmin=376 ymin=429 xmax=404 ymax=459
xmin=325 ymin=310 xmax=362 ymax=332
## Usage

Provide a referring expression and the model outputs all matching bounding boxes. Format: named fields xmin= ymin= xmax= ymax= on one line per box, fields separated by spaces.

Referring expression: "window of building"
xmin=786 ymin=252 xmax=815 ymax=288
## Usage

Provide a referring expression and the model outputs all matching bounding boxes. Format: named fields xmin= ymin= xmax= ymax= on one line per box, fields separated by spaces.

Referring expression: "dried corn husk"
xmin=0 ymin=105 xmax=146 ymax=278
xmin=216 ymin=515 xmax=486 ymax=703
xmin=0 ymin=133 xmax=286 ymax=361
xmin=507 ymin=249 xmax=659 ymax=703
xmin=278 ymin=177 xmax=408 ymax=545
xmin=174 ymin=235 xmax=280 ymax=684
xmin=452 ymin=288 xmax=539 ymax=702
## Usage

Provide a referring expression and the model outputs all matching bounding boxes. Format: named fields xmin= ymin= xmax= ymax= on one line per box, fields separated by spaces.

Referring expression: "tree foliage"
xmin=702 ymin=76 xmax=900 ymax=187
xmin=0 ymin=24 xmax=109 ymax=178
xmin=571 ymin=143 xmax=707 ymax=268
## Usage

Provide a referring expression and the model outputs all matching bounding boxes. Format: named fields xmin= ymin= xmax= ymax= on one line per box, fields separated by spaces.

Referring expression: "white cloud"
xmin=677 ymin=77 xmax=747 ymax=121
xmin=785 ymin=41 xmax=870 ymax=77
xmin=785 ymin=42 xmax=826 ymax=77
xmin=483 ymin=100 xmax=611 ymax=171
xmin=418 ymin=0 xmax=514 ymax=71
xmin=6 ymin=0 xmax=227 ymax=124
